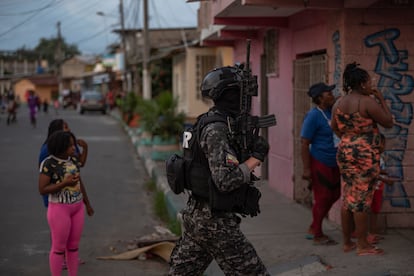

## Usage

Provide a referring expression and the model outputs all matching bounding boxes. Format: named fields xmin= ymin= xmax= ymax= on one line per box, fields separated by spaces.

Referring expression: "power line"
xmin=0 ymin=0 xmax=59 ymax=38
xmin=0 ymin=0 xmax=57 ymax=16
xmin=0 ymin=11 xmax=40 ymax=38
xmin=74 ymin=26 xmax=110 ymax=45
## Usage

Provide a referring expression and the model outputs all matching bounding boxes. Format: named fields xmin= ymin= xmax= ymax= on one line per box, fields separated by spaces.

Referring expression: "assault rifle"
xmin=232 ymin=40 xmax=277 ymax=165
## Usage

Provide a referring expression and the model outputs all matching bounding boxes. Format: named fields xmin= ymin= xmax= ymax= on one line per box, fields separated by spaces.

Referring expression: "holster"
xmin=209 ymin=181 xmax=261 ymax=217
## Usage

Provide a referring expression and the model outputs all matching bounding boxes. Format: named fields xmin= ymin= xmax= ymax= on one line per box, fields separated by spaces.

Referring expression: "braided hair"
xmin=47 ymin=130 xmax=73 ymax=157
xmin=44 ymin=119 xmax=65 ymax=144
xmin=343 ymin=62 xmax=370 ymax=93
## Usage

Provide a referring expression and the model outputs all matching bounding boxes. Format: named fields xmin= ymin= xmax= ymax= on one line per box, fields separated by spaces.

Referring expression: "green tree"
xmin=151 ymin=58 xmax=172 ymax=98
xmin=34 ymin=37 xmax=80 ymax=69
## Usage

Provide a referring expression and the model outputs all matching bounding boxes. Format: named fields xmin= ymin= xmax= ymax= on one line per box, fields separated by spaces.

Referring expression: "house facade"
xmin=61 ymin=55 xmax=100 ymax=92
xmin=172 ymin=46 xmax=234 ymax=121
xmin=198 ymin=0 xmax=414 ymax=228
xmin=0 ymin=53 xmax=41 ymax=95
xmin=14 ymin=75 xmax=58 ymax=103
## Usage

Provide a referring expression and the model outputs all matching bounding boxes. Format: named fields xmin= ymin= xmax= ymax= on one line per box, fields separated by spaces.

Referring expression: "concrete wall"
xmin=61 ymin=62 xmax=85 ymax=78
xmin=339 ymin=9 xmax=414 ymax=228
xmin=14 ymin=79 xmax=34 ymax=103
xmin=185 ymin=47 xmax=214 ymax=120
xmin=172 ymin=52 xmax=187 ymax=116
xmin=180 ymin=47 xmax=234 ymax=121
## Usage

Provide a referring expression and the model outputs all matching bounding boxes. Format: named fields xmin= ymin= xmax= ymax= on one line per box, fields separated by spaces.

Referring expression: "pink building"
xmin=197 ymin=0 xmax=414 ymax=228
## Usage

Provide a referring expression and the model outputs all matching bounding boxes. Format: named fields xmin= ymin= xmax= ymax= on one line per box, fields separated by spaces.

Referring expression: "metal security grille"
xmin=195 ymin=55 xmax=216 ymax=100
xmin=293 ymin=54 xmax=327 ymax=205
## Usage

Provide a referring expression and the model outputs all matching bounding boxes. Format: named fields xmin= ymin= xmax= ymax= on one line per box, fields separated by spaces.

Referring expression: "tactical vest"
xmin=182 ymin=113 xmax=227 ymax=200
xmin=166 ymin=112 xmax=261 ymax=217
xmin=187 ymin=112 xmax=261 ymax=217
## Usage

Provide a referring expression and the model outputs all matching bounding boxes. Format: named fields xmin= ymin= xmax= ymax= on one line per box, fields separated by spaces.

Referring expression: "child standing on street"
xmin=39 ymin=131 xmax=91 ymax=276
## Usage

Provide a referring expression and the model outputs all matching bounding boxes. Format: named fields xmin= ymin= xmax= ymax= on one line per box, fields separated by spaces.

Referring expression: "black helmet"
xmin=200 ymin=66 xmax=242 ymax=101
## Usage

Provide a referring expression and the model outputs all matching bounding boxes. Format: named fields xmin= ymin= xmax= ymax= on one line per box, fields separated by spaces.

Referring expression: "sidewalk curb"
xmin=111 ymin=110 xmax=186 ymax=222
xmin=125 ymin=129 xmax=185 ymax=222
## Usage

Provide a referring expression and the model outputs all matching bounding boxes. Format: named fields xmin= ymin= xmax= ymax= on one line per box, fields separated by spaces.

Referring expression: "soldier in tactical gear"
xmin=168 ymin=66 xmax=270 ymax=276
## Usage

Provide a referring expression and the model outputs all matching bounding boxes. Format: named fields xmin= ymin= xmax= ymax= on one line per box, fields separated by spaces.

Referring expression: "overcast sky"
xmin=0 ymin=0 xmax=199 ymax=55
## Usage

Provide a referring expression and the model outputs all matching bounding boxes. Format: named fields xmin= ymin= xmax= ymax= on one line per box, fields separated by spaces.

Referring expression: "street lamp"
xmin=96 ymin=12 xmax=109 ymax=47
xmin=96 ymin=9 xmax=128 ymax=92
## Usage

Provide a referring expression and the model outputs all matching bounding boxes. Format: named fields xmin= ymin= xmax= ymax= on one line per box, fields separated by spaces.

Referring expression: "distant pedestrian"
xmin=53 ymin=99 xmax=60 ymax=115
xmin=27 ymin=90 xmax=39 ymax=128
xmin=331 ymin=62 xmax=393 ymax=256
xmin=7 ymin=94 xmax=17 ymax=125
xmin=301 ymin=82 xmax=340 ymax=246
xmin=1 ymin=92 xmax=7 ymax=114
xmin=39 ymin=130 xmax=93 ymax=276
xmin=43 ymin=99 xmax=49 ymax=114
xmin=106 ymin=90 xmax=115 ymax=110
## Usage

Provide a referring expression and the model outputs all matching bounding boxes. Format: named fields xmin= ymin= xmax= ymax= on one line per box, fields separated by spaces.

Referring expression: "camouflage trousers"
xmin=168 ymin=199 xmax=269 ymax=276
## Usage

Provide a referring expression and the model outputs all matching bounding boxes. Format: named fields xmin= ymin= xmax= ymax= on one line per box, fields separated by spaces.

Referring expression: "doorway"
xmin=293 ymin=53 xmax=327 ymax=206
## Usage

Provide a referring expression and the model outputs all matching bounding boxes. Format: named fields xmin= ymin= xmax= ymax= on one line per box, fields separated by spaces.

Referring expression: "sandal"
xmin=305 ymin=228 xmax=314 ymax=240
xmin=313 ymin=236 xmax=338 ymax=246
xmin=343 ymin=242 xmax=357 ymax=253
xmin=305 ymin=234 xmax=314 ymax=240
xmin=367 ymin=234 xmax=379 ymax=244
xmin=357 ymin=246 xmax=384 ymax=256
xmin=368 ymin=233 xmax=384 ymax=241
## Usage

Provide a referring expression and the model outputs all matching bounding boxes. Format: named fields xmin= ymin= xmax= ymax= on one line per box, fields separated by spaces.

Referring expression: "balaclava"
xmin=214 ymin=87 xmax=241 ymax=117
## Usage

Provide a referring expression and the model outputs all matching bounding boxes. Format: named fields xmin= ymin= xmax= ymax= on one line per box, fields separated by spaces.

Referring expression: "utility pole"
xmin=56 ymin=21 xmax=63 ymax=95
xmin=119 ymin=0 xmax=129 ymax=92
xmin=142 ymin=0 xmax=151 ymax=99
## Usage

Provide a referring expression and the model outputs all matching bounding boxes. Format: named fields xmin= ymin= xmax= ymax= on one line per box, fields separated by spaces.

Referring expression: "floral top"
xmin=334 ymin=108 xmax=381 ymax=211
xmin=39 ymin=155 xmax=83 ymax=204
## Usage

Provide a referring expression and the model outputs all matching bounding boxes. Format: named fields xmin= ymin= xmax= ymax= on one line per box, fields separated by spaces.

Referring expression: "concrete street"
xmin=0 ymin=106 xmax=169 ymax=275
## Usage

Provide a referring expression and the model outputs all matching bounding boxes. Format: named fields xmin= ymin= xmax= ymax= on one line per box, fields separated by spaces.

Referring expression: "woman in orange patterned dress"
xmin=331 ymin=62 xmax=393 ymax=256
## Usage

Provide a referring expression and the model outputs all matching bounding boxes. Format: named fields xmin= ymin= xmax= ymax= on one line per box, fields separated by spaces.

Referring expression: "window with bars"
xmin=195 ymin=55 xmax=216 ymax=99
xmin=264 ymin=29 xmax=279 ymax=76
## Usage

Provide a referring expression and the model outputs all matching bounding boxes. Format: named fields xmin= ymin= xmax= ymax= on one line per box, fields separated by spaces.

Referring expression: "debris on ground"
xmin=96 ymin=226 xmax=179 ymax=263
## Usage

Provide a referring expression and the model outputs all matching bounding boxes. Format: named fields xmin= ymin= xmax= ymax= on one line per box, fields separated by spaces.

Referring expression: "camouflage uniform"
xmin=169 ymin=109 xmax=269 ymax=276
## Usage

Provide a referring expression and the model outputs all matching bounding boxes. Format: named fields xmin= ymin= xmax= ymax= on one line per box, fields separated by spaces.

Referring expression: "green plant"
xmin=121 ymin=92 xmax=141 ymax=123
xmin=145 ymin=178 xmax=157 ymax=192
xmin=137 ymin=91 xmax=186 ymax=141
xmin=154 ymin=190 xmax=169 ymax=222
xmin=136 ymin=96 xmax=158 ymax=133
xmin=145 ymin=179 xmax=182 ymax=236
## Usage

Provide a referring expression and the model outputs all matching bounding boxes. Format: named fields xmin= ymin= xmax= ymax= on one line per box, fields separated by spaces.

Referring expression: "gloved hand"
xmin=251 ymin=136 xmax=269 ymax=162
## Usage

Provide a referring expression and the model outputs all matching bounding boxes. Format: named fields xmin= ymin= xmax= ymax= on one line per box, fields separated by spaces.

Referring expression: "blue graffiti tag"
xmin=365 ymin=28 xmax=412 ymax=208
xmin=332 ymin=31 xmax=341 ymax=97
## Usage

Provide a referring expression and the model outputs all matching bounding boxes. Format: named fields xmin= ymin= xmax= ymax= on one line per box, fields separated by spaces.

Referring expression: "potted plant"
xmin=120 ymin=92 xmax=141 ymax=127
xmin=137 ymin=91 xmax=186 ymax=160
xmin=153 ymin=91 xmax=186 ymax=142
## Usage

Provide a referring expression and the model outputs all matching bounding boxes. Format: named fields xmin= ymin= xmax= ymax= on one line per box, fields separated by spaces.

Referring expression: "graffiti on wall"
xmin=332 ymin=31 xmax=341 ymax=98
xmin=365 ymin=28 xmax=412 ymax=208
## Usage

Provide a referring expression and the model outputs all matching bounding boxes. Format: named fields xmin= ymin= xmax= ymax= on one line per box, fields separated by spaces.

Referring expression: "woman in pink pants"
xmin=39 ymin=131 xmax=89 ymax=276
